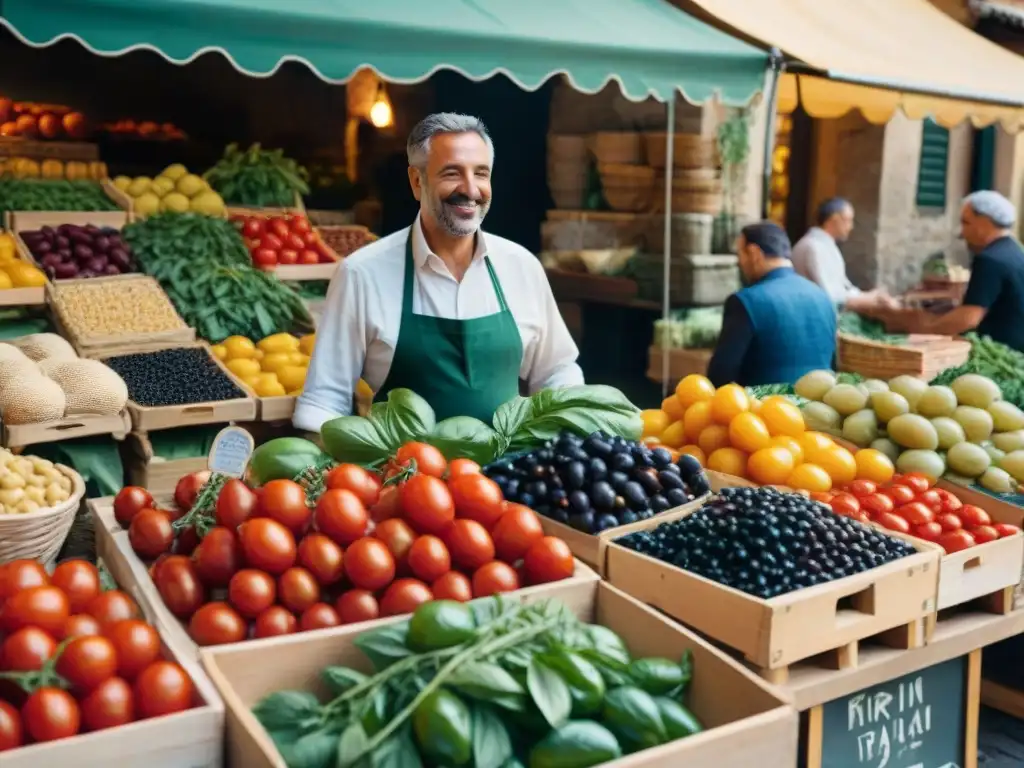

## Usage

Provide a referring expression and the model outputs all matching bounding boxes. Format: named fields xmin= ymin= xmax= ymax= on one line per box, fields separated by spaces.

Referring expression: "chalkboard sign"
xmin=818 ymin=656 xmax=968 ymax=768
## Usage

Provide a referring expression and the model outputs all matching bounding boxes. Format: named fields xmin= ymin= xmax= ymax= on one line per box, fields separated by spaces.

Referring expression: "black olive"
xmin=610 ymin=453 xmax=635 ymax=472
xmin=505 ymin=479 xmax=520 ymax=499
xmin=609 ymin=471 xmax=630 ymax=492
xmin=569 ymin=511 xmax=595 ymax=532
xmin=492 ymin=475 xmax=509 ymax=490
xmin=618 ymin=509 xmax=638 ymax=525
xmin=658 ymin=471 xmax=684 ymax=491
xmin=651 ymin=447 xmax=673 ymax=467
xmin=590 ymin=481 xmax=616 ymax=511
xmin=106 ymin=347 xmax=246 ymax=407
xmin=650 ymin=494 xmax=670 ymax=513
xmin=518 ymin=492 xmax=535 ymax=508
xmin=568 ymin=490 xmax=591 ymax=515
xmin=583 ymin=436 xmax=612 ymax=457
xmin=588 ymin=457 xmax=608 ymax=481
xmin=689 ymin=473 xmax=711 ymax=497
xmin=635 ymin=471 xmax=661 ymax=495
xmin=621 ymin=481 xmax=648 ymax=510
xmin=665 ymin=488 xmax=687 ymax=507
xmin=550 ymin=508 xmax=570 ymax=524
xmin=595 ymin=513 xmax=619 ymax=532
xmin=676 ymin=453 xmax=703 ymax=480
xmin=549 ymin=488 xmax=568 ymax=505
xmin=561 ymin=461 xmax=586 ymax=491
xmin=526 ymin=481 xmax=548 ymax=499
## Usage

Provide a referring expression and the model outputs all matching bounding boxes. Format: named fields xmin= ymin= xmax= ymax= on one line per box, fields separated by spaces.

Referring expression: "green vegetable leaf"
xmin=527 ymin=657 xmax=573 ymax=728
xmin=472 ymin=705 xmax=513 ymax=768
xmin=679 ymin=649 xmax=693 ymax=691
xmin=493 ymin=396 xmax=534 ymax=440
xmin=583 ymin=625 xmax=632 ymax=667
xmin=381 ymin=389 xmax=436 ymax=442
xmin=277 ymin=728 xmax=337 ymax=768
xmin=321 ymin=415 xmax=393 ymax=466
xmin=252 ymin=690 xmax=321 ymax=732
xmin=335 ymin=722 xmax=369 ymax=768
xmin=447 ymin=661 xmax=525 ymax=702
xmin=367 ymin=726 xmax=423 ymax=768
xmin=427 ymin=416 xmax=497 ymax=465
xmin=321 ymin=667 xmax=368 ymax=696
xmin=354 ymin=624 xmax=412 ymax=670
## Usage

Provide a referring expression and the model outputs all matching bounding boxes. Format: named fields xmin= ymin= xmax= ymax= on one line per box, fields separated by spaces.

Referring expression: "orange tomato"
xmin=661 ymin=395 xmax=686 ymax=422
xmin=759 ymin=398 xmax=805 ymax=437
xmin=787 ymin=463 xmax=833 ymax=493
xmin=659 ymin=421 xmax=687 ymax=449
xmin=675 ymin=374 xmax=716 ymax=409
xmin=710 ymin=384 xmax=750 ymax=425
xmin=770 ymin=435 xmax=804 ymax=464
xmin=707 ymin=447 xmax=748 ymax=477
xmin=641 ymin=409 xmax=671 ymax=438
xmin=816 ymin=446 xmax=857 ymax=484
xmin=682 ymin=401 xmax=714 ymax=442
xmin=678 ymin=444 xmax=706 ymax=466
xmin=798 ymin=431 xmax=836 ymax=464
xmin=728 ymin=412 xmax=771 ymax=453
xmin=747 ymin=446 xmax=796 ymax=485
xmin=697 ymin=424 xmax=731 ymax=456
xmin=854 ymin=449 xmax=895 ymax=484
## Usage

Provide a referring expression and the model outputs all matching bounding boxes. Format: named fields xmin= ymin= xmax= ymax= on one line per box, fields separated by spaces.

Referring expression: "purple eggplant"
xmin=103 ymin=264 xmax=121 ymax=276
xmin=55 ymin=235 xmax=70 ymax=249
xmin=54 ymin=262 xmax=79 ymax=279
xmin=93 ymin=236 xmax=111 ymax=253
xmin=108 ymin=248 xmax=132 ymax=270
xmin=33 ymin=239 xmax=52 ymax=255
xmin=40 ymin=253 xmax=62 ymax=270
xmin=85 ymin=256 xmax=107 ymax=273
xmin=73 ymin=244 xmax=94 ymax=261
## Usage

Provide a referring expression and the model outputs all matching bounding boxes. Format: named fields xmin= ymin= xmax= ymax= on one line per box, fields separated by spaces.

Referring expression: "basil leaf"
xmin=585 ymin=625 xmax=632 ymax=667
xmin=493 ymin=396 xmax=534 ymax=439
xmin=321 ymin=667 xmax=368 ymax=696
xmin=355 ymin=624 xmax=412 ymax=670
xmin=321 ymin=415 xmax=392 ymax=466
xmin=448 ymin=661 xmax=525 ymax=701
xmin=252 ymin=690 xmax=321 ymax=732
xmin=368 ymin=726 xmax=423 ymax=768
xmin=527 ymin=657 xmax=573 ymax=728
xmin=383 ymin=389 xmax=436 ymax=442
xmin=427 ymin=416 xmax=498 ymax=465
xmin=277 ymin=728 xmax=337 ymax=768
xmin=335 ymin=722 xmax=369 ymax=768
xmin=472 ymin=705 xmax=513 ymax=768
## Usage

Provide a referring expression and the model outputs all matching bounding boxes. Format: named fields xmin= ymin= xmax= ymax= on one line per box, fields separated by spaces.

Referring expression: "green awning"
xmin=0 ymin=0 xmax=767 ymax=104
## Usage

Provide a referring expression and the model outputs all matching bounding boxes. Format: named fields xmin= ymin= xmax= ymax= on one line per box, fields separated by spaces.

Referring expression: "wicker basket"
xmin=644 ymin=133 xmax=719 ymax=170
xmin=600 ymin=163 xmax=654 ymax=213
xmin=837 ymin=334 xmax=971 ymax=380
xmin=589 ymin=132 xmax=641 ymax=165
xmin=547 ymin=134 xmax=588 ymax=162
xmin=0 ymin=464 xmax=86 ymax=566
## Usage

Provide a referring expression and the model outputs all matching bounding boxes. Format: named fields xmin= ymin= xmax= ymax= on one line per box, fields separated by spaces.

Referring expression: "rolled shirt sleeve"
xmin=707 ymin=296 xmax=754 ymax=388
xmin=521 ymin=259 xmax=585 ymax=392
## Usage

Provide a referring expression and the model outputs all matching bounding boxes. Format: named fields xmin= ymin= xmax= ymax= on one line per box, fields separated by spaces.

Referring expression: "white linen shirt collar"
xmin=410 ymin=214 xmax=488 ymax=278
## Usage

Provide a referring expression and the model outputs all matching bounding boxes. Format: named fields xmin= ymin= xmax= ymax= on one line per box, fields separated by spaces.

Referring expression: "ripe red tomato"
xmin=401 ymin=475 xmax=455 ymax=535
xmin=407 ymin=535 xmax=451 ymax=582
xmin=523 ymin=537 xmax=574 ymax=585
xmin=242 ymin=218 xmax=263 ymax=238
xmin=285 ymin=233 xmax=305 ymax=251
xmin=174 ymin=525 xmax=201 ymax=556
xmin=21 ymin=687 xmax=80 ymax=742
xmin=113 ymin=486 xmax=154 ymax=527
xmin=60 ymin=614 xmax=102 ymax=640
xmin=216 ymin=478 xmax=258 ymax=530
xmin=228 ymin=569 xmax=276 ymax=619
xmin=189 ymin=602 xmax=247 ymax=646
xmin=278 ymin=249 xmax=299 ymax=265
xmin=238 ymin=518 xmax=296 ymax=575
xmin=174 ymin=470 xmax=211 ymax=511
xmin=50 ymin=560 xmax=101 ymax=614
xmin=491 ymin=505 xmax=545 ymax=563
xmin=472 ymin=561 xmax=521 ymax=597
xmin=154 ymin=555 xmax=206 ymax=618
xmin=874 ymin=512 xmax=911 ymax=534
xmin=297 ymin=534 xmax=345 ymax=586
xmin=335 ymin=589 xmax=380 ymax=625
xmin=0 ymin=560 xmax=48 ymax=600
xmin=56 ymin=635 xmax=118 ymax=692
xmin=881 ymin=485 xmax=916 ymax=506
xmin=3 ymin=585 xmax=70 ymax=635
xmin=829 ymin=492 xmax=860 ymax=517
xmin=258 ymin=479 xmax=310 ymax=535
xmin=849 ymin=510 xmax=871 ymax=524
xmin=193 ymin=526 xmax=243 ymax=585
xmin=269 ymin=219 xmax=290 ymax=240
xmin=134 ymin=661 xmax=193 ymax=718
xmin=86 ymin=590 xmax=139 ymax=627
xmin=959 ymin=504 xmax=992 ymax=528
xmin=896 ymin=502 xmax=935 ymax=526
xmin=971 ymin=525 xmax=1000 ymax=544
xmin=936 ymin=513 xmax=963 ymax=532
xmin=325 ymin=464 xmax=381 ymax=508
xmin=449 ymin=474 xmax=505 ymax=528
xmin=0 ymin=699 xmax=22 ymax=751
xmin=860 ymin=493 xmax=895 ymax=517
xmin=278 ymin=567 xmax=321 ymax=613
xmin=299 ymin=603 xmax=341 ymax=631
xmin=432 ymin=571 xmax=473 ymax=602
xmin=447 ymin=459 xmax=481 ymax=479
xmin=301 ymin=249 xmax=321 ymax=265
xmin=262 ymin=232 xmax=284 ymax=250
xmin=129 ymin=508 xmax=175 ymax=559
xmin=444 ymin=519 xmax=496 ymax=571
xmin=374 ymin=519 xmax=417 ymax=567
xmin=103 ymin=620 xmax=160 ymax=680
xmin=343 ymin=538 xmax=396 ymax=590
xmin=895 ymin=472 xmax=933 ymax=493
xmin=290 ymin=216 xmax=312 ymax=235
xmin=254 ymin=606 xmax=298 ymax=638
xmin=913 ymin=521 xmax=944 ymax=542
xmin=994 ymin=523 xmax=1022 ymax=538
xmin=254 ymin=248 xmax=277 ymax=267
xmin=939 ymin=529 xmax=976 ymax=553
xmin=315 ymin=489 xmax=369 ymax=545
xmin=80 ymin=676 xmax=134 ymax=731
xmin=809 ymin=492 xmax=834 ymax=505
xmin=915 ymin=490 xmax=943 ymax=512
xmin=846 ymin=479 xmax=878 ymax=498
xmin=938 ymin=492 xmax=963 ymax=515
xmin=369 ymin=485 xmax=401 ymax=523
xmin=1 ymin=627 xmax=56 ymax=671
xmin=380 ymin=579 xmax=433 ymax=617
xmin=395 ymin=442 xmax=447 ymax=478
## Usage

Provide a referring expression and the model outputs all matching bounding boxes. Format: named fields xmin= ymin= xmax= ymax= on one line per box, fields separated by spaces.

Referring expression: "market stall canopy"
xmin=0 ymin=0 xmax=768 ymax=105
xmin=678 ymin=0 xmax=1024 ymax=129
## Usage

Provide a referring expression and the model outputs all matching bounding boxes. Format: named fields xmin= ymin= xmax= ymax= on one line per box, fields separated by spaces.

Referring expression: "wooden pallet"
xmin=837 ymin=332 xmax=971 ymax=380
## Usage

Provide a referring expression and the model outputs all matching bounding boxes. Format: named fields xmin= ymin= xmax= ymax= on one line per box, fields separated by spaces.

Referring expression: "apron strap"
xmin=484 ymin=256 xmax=511 ymax=313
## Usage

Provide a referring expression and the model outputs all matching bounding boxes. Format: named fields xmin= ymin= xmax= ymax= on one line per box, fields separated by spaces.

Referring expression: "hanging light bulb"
xmin=369 ymin=83 xmax=393 ymax=128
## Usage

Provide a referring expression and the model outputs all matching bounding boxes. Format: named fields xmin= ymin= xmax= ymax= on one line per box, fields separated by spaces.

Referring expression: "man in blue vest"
xmin=707 ymin=221 xmax=837 ymax=387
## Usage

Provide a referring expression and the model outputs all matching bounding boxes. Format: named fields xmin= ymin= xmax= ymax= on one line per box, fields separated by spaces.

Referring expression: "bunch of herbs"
xmin=205 ymin=143 xmax=310 ymax=208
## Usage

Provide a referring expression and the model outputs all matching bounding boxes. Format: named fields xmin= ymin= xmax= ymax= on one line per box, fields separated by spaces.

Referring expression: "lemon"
xmin=298 ymin=334 xmax=316 ymax=356
xmin=160 ymin=192 xmax=190 ymax=213
xmin=127 ymin=177 xmax=152 ymax=197
xmin=225 ymin=358 xmax=261 ymax=378
xmin=5 ymin=262 xmax=46 ymax=287
xmin=161 ymin=163 xmax=188 ymax=181
xmin=151 ymin=177 xmax=176 ymax=197
xmin=189 ymin=190 xmax=226 ymax=216
xmin=222 ymin=336 xmax=257 ymax=359
xmin=260 ymin=352 xmax=293 ymax=375
xmin=277 ymin=365 xmax=308 ymax=392
xmin=210 ymin=344 xmax=227 ymax=361
xmin=113 ymin=175 xmax=133 ymax=192
xmin=176 ymin=173 xmax=206 ymax=197
xmin=0 ymin=270 xmax=13 ymax=290
xmin=258 ymin=333 xmax=300 ymax=354
xmin=133 ymin=192 xmax=161 ymax=217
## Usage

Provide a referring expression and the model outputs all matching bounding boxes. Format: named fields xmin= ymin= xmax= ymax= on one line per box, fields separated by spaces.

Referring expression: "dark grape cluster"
xmin=618 ymin=486 xmax=917 ymax=599
xmin=484 ymin=432 xmax=711 ymax=534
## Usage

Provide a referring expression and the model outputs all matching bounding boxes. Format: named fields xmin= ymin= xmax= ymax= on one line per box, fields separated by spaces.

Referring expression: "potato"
xmin=871 ymin=391 xmax=910 ymax=423
xmin=794 ymin=370 xmax=837 ymax=402
xmin=989 ymin=401 xmax=1024 ymax=432
xmin=823 ymin=384 xmax=869 ymax=417
xmin=916 ymin=386 xmax=958 ymax=418
xmin=951 ymin=374 xmax=1001 ymax=409
xmin=887 ymin=413 xmax=939 ymax=450
xmin=954 ymin=406 xmax=994 ymax=443
xmin=931 ymin=417 xmax=966 ymax=451
xmin=888 ymin=375 xmax=928 ymax=409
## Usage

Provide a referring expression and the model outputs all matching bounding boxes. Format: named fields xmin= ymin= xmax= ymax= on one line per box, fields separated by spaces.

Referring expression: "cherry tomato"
xmin=369 ymin=485 xmax=401 ymax=523
xmin=937 ymin=513 xmax=963 ymax=532
xmin=472 ymin=561 xmax=521 ymax=597
xmin=174 ymin=525 xmax=201 ymax=556
xmin=448 ymin=474 xmax=504 ymax=529
xmin=325 ymin=464 xmax=381 ymax=508
xmin=103 ymin=620 xmax=160 ymax=680
xmin=829 ymin=492 xmax=860 ymax=517
xmin=254 ymin=247 xmax=277 ymax=267
xmin=374 ymin=519 xmax=416 ymax=568
xmin=49 ymin=560 xmax=101 ymax=614
xmin=881 ymin=485 xmax=915 ymax=506
xmin=849 ymin=510 xmax=871 ymax=524
xmin=971 ymin=525 xmax=1000 ymax=544
xmin=300 ymin=603 xmax=341 ymax=631
xmin=444 ymin=519 xmax=496 ymax=571
xmin=189 ymin=602 xmax=247 ymax=646
xmin=407 ymin=535 xmax=451 ymax=582
xmin=860 ymin=493 xmax=895 ymax=517
xmin=959 ymin=504 xmax=992 ymax=528
xmin=401 ymin=475 xmax=455 ymax=535
xmin=335 ymin=590 xmax=380 ymax=625
xmin=254 ymin=606 xmax=298 ymax=638
xmin=432 ymin=571 xmax=473 ymax=602
xmin=174 ymin=470 xmax=211 ymax=511
xmin=290 ymin=216 xmax=312 ymax=235
xmin=192 ymin=526 xmax=243 ymax=586
xmin=380 ymin=578 xmax=433 ymax=617
xmin=936 ymin=490 xmax=963 ymax=514
xmin=344 ymin=538 xmax=396 ymax=590
xmin=0 ymin=700 xmax=22 ymax=751
xmin=80 ymin=676 xmax=133 ymax=731
xmin=939 ymin=529 xmax=976 ymax=553
xmin=315 ymin=489 xmax=369 ymax=545
xmin=896 ymin=502 xmax=935 ymax=526
xmin=21 ymin=687 xmax=80 ymax=742
xmin=299 ymin=249 xmax=320 ymax=265
xmin=0 ymin=560 xmax=48 ymax=600
xmin=809 ymin=492 xmax=835 ymax=505
xmin=491 ymin=504 xmax=545 ymax=563
xmin=60 ymin=613 xmax=102 ymax=640
xmin=894 ymin=473 xmax=932 ymax=494
xmin=913 ymin=521 xmax=944 ymax=541
xmin=228 ymin=569 xmax=276 ymax=619
xmin=994 ymin=523 xmax=1021 ymax=538
xmin=242 ymin=218 xmax=263 ymax=238
xmin=297 ymin=534 xmax=345 ymax=586
xmin=134 ymin=661 xmax=193 ymax=718
xmin=1 ymin=627 xmax=56 ymax=671
xmin=916 ymin=490 xmax=943 ymax=513
xmin=524 ymin=537 xmax=575 ymax=585
xmin=113 ymin=486 xmax=154 ymax=527
xmin=447 ymin=458 xmax=481 ymax=479
xmin=278 ymin=567 xmax=321 ymax=613
xmin=3 ymin=585 xmax=69 ymax=635
xmin=154 ymin=555 xmax=206 ymax=618
xmin=129 ymin=508 xmax=175 ymax=559
xmin=395 ymin=442 xmax=447 ymax=478
xmin=257 ymin=479 xmax=310 ymax=534
xmin=56 ymin=635 xmax=118 ymax=692
xmin=875 ymin=512 xmax=911 ymax=534
xmin=216 ymin=478 xmax=258 ymax=530
xmin=238 ymin=518 xmax=296 ymax=575
xmin=846 ymin=479 xmax=878 ymax=498
xmin=86 ymin=590 xmax=139 ymax=627
xmin=269 ymin=219 xmax=291 ymax=240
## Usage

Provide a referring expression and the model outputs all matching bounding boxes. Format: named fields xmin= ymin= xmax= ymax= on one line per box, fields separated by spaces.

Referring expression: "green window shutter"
xmin=971 ymin=126 xmax=996 ymax=192
xmin=916 ymin=119 xmax=949 ymax=209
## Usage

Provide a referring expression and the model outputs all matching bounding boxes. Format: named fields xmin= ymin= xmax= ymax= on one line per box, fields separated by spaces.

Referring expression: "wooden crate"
xmin=257 ymin=394 xmax=296 ymax=423
xmin=11 ymin=211 xmax=136 ymax=286
xmin=646 ymin=345 xmax=712 ymax=383
xmin=101 ymin=342 xmax=257 ymax=433
xmin=0 ymin=138 xmax=100 ymax=161
xmin=2 ymin=409 xmax=130 ymax=449
xmin=201 ymin=578 xmax=798 ymax=768
xmin=0 ymin=224 xmax=48 ymax=307
xmin=837 ymin=332 xmax=971 ymax=380
xmin=121 ymin=431 xmax=210 ymax=497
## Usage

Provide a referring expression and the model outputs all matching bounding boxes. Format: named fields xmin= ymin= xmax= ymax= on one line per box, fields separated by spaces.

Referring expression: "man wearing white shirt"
xmin=293 ymin=113 xmax=584 ymax=433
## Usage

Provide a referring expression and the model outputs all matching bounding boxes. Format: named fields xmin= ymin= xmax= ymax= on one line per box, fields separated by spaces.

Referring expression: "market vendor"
xmin=792 ymin=197 xmax=899 ymax=312
xmin=707 ymin=222 xmax=837 ymax=387
xmin=884 ymin=190 xmax=1024 ymax=350
xmin=294 ymin=113 xmax=583 ymax=432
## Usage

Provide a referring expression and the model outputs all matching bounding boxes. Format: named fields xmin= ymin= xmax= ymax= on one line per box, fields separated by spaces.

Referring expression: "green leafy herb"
xmin=527 ymin=657 xmax=573 ymax=728
xmin=205 ymin=143 xmax=310 ymax=208
xmin=471 ymin=705 xmax=514 ymax=768
xmin=428 ymin=416 xmax=497 ymax=465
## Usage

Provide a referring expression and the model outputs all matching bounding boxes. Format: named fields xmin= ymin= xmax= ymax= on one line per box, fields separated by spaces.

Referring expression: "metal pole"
xmin=660 ymin=97 xmax=676 ymax=398
xmin=761 ymin=48 xmax=785 ymax=220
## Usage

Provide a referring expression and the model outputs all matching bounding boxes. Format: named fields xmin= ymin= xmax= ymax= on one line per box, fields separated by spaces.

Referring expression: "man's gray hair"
xmin=964 ymin=190 xmax=1017 ymax=229
xmin=407 ymin=113 xmax=493 ymax=168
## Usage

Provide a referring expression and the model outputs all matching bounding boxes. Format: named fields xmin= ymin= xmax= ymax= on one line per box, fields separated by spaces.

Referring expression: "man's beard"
xmin=426 ymin=186 xmax=490 ymax=237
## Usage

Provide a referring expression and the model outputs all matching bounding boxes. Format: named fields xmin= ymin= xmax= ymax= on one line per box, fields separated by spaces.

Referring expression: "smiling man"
xmin=294 ymin=113 xmax=583 ymax=432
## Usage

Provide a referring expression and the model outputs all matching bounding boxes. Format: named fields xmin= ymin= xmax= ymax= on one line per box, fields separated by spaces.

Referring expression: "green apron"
xmin=373 ymin=232 xmax=523 ymax=422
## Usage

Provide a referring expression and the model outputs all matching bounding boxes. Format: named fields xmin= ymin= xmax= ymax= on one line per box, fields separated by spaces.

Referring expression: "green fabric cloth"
xmin=1 ymin=0 xmax=767 ymax=104
xmin=0 ymin=309 xmax=52 ymax=341
xmin=147 ymin=425 xmax=222 ymax=460
xmin=32 ymin=436 xmax=124 ymax=498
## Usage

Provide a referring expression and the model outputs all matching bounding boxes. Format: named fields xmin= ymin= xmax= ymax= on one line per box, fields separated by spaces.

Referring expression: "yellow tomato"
xmin=748 ymin=396 xmax=762 ymax=413
xmin=240 ymin=374 xmax=261 ymax=392
xmin=728 ymin=412 xmax=771 ymax=453
xmin=678 ymin=444 xmax=706 ymax=466
xmin=225 ymin=358 xmax=261 ymax=378
xmin=770 ymin=435 xmax=804 ymax=465
xmin=660 ymin=421 xmax=687 ymax=449
xmin=816 ymin=445 xmax=857 ymax=484
xmin=277 ymin=365 xmax=308 ymax=392
xmin=710 ymin=384 xmax=750 ymax=425
xmin=287 ymin=388 xmax=304 ymax=396
xmin=854 ymin=448 xmax=895 ymax=484
xmin=641 ymin=409 xmax=671 ymax=438
xmin=210 ymin=344 xmax=227 ymax=361
xmin=260 ymin=352 xmax=293 ymax=374
xmin=254 ymin=378 xmax=287 ymax=397
xmin=787 ymin=463 xmax=833 ymax=493
xmin=292 ymin=353 xmax=311 ymax=366
xmin=299 ymin=333 xmax=316 ymax=356
xmin=707 ymin=447 xmax=748 ymax=477
xmin=0 ymin=269 xmax=12 ymax=290
xmin=675 ymin=374 xmax=715 ymax=409
xmin=641 ymin=436 xmax=662 ymax=448
xmin=759 ymin=398 xmax=806 ymax=438
xmin=0 ymin=237 xmax=15 ymax=263
xmin=683 ymin=400 xmax=713 ymax=442
xmin=356 ymin=379 xmax=373 ymax=399
xmin=798 ymin=431 xmax=836 ymax=464
xmin=5 ymin=261 xmax=45 ymax=287
xmin=257 ymin=332 xmax=300 ymax=354
xmin=222 ymin=335 xmax=257 ymax=360
xmin=661 ymin=395 xmax=686 ymax=422
xmin=747 ymin=446 xmax=796 ymax=485
xmin=697 ymin=424 xmax=731 ymax=456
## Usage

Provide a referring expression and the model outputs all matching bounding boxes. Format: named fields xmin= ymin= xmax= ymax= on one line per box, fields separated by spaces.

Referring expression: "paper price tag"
xmin=207 ymin=426 xmax=255 ymax=478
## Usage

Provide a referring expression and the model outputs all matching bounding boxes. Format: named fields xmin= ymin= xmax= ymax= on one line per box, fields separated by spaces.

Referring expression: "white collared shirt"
xmin=293 ymin=216 xmax=584 ymax=432
xmin=791 ymin=226 xmax=861 ymax=307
